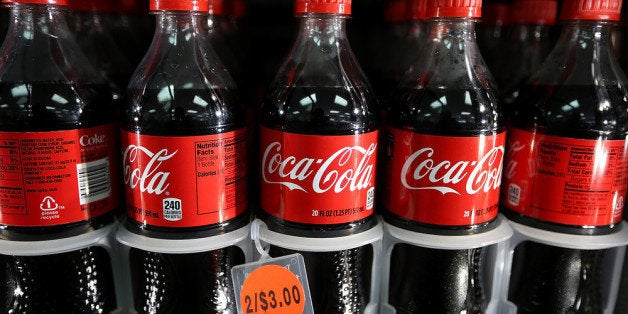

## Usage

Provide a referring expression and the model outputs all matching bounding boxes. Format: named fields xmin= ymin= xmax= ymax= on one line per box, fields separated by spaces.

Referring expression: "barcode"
xmin=76 ymin=158 xmax=112 ymax=205
xmin=508 ymin=184 xmax=521 ymax=206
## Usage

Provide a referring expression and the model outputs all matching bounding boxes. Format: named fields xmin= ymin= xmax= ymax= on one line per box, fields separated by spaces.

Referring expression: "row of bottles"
xmin=1 ymin=0 xmax=628 ymax=313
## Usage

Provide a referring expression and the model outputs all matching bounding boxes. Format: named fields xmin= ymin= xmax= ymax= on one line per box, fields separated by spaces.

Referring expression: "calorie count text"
xmin=243 ymin=285 xmax=302 ymax=313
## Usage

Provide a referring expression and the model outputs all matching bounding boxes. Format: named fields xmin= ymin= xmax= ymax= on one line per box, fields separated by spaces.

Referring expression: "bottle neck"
xmin=531 ymin=20 xmax=624 ymax=85
xmin=427 ymin=18 xmax=477 ymax=44
xmin=7 ymin=3 xmax=71 ymax=43
xmin=297 ymin=13 xmax=349 ymax=49
xmin=273 ymin=12 xmax=370 ymax=89
xmin=559 ymin=20 xmax=614 ymax=53
xmin=0 ymin=3 xmax=102 ymax=83
xmin=153 ymin=10 xmax=208 ymax=44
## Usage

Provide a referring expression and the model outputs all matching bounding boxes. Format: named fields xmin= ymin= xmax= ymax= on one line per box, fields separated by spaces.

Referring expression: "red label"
xmin=260 ymin=127 xmax=378 ymax=225
xmin=384 ymin=129 xmax=506 ymax=226
xmin=502 ymin=128 xmax=627 ymax=226
xmin=122 ymin=130 xmax=248 ymax=228
xmin=0 ymin=125 xmax=120 ymax=226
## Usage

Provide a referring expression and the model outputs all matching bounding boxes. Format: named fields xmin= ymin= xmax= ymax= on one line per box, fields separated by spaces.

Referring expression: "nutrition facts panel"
xmin=194 ymin=131 xmax=247 ymax=215
xmin=0 ymin=138 xmax=26 ymax=214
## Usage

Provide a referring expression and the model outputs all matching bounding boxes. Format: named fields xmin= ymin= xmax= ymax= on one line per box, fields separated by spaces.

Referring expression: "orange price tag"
xmin=240 ymin=265 xmax=305 ymax=314
xmin=232 ymin=253 xmax=313 ymax=314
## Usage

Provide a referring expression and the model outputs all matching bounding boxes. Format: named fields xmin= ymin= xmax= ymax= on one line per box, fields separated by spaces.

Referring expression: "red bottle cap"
xmin=559 ymin=0 xmax=621 ymax=21
xmin=150 ymin=0 xmax=209 ymax=11
xmin=425 ymin=0 xmax=482 ymax=19
xmin=511 ymin=0 xmax=557 ymax=25
xmin=385 ymin=0 xmax=407 ymax=22
xmin=3 ymin=0 xmax=68 ymax=5
xmin=208 ymin=0 xmax=224 ymax=15
xmin=294 ymin=0 xmax=351 ymax=15
xmin=68 ymin=0 xmax=116 ymax=12
xmin=407 ymin=0 xmax=427 ymax=20
xmin=482 ymin=3 xmax=509 ymax=24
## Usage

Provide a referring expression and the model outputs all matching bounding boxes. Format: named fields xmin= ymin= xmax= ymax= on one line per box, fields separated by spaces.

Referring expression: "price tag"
xmin=231 ymin=253 xmax=314 ymax=314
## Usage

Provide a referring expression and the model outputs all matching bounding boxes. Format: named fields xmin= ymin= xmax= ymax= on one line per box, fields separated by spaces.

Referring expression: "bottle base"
xmin=123 ymin=212 xmax=252 ymax=239
xmin=0 ymin=212 xmax=116 ymax=241
xmin=500 ymin=206 xmax=620 ymax=236
xmin=258 ymin=210 xmax=378 ymax=238
xmin=381 ymin=212 xmax=498 ymax=235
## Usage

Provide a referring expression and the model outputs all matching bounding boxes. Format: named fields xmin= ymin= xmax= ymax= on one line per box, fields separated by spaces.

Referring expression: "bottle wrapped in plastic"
xmin=121 ymin=0 xmax=248 ymax=312
xmin=0 ymin=0 xmax=120 ymax=311
xmin=501 ymin=0 xmax=628 ymax=235
xmin=259 ymin=0 xmax=379 ymax=312
xmin=382 ymin=0 xmax=504 ymax=312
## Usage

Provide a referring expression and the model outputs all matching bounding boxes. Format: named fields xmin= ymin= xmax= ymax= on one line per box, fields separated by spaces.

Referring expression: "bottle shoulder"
xmin=0 ymin=82 xmax=116 ymax=131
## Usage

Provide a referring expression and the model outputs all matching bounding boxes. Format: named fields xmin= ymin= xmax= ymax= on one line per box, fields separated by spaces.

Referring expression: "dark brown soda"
xmin=260 ymin=85 xmax=379 ymax=237
xmin=0 ymin=81 xmax=118 ymax=240
xmin=384 ymin=86 xmax=504 ymax=235
xmin=509 ymin=242 xmax=607 ymax=313
xmin=121 ymin=87 xmax=249 ymax=239
xmin=0 ymin=247 xmax=116 ymax=313
xmin=388 ymin=244 xmax=487 ymax=313
xmin=129 ymin=246 xmax=244 ymax=314
xmin=503 ymin=84 xmax=628 ymax=235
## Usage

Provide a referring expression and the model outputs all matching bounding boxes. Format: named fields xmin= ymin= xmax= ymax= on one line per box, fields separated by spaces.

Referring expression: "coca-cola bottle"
xmin=496 ymin=0 xmax=557 ymax=109
xmin=121 ymin=0 xmax=248 ymax=312
xmin=501 ymin=0 xmax=627 ymax=235
xmin=501 ymin=0 xmax=627 ymax=311
xmin=259 ymin=0 xmax=379 ymax=312
xmin=68 ymin=0 xmax=134 ymax=104
xmin=383 ymin=0 xmax=505 ymax=312
xmin=0 ymin=0 xmax=120 ymax=312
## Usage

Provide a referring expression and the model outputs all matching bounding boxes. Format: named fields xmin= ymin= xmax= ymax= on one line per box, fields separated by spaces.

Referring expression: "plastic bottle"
xmin=259 ymin=0 xmax=379 ymax=311
xmin=501 ymin=0 xmax=628 ymax=235
xmin=496 ymin=0 xmax=557 ymax=109
xmin=0 ymin=0 xmax=120 ymax=311
xmin=121 ymin=0 xmax=248 ymax=312
xmin=382 ymin=0 xmax=504 ymax=311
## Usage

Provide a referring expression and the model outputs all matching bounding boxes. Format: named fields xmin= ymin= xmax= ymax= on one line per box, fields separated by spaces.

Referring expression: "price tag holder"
xmin=232 ymin=253 xmax=314 ymax=314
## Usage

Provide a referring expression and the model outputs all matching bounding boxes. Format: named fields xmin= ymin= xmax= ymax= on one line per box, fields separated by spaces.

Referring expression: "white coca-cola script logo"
xmin=400 ymin=146 xmax=504 ymax=195
xmin=262 ymin=142 xmax=377 ymax=193
xmin=123 ymin=145 xmax=177 ymax=195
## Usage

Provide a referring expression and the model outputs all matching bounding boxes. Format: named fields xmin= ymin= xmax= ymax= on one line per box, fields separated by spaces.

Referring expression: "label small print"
xmin=163 ymin=198 xmax=182 ymax=221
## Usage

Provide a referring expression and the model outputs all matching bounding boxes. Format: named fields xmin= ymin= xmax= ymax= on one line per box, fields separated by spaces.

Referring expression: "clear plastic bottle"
xmin=121 ymin=0 xmax=248 ymax=312
xmin=496 ymin=0 xmax=557 ymax=109
xmin=259 ymin=0 xmax=379 ymax=312
xmin=501 ymin=0 xmax=628 ymax=235
xmin=0 ymin=0 xmax=119 ymax=311
xmin=383 ymin=0 xmax=503 ymax=312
